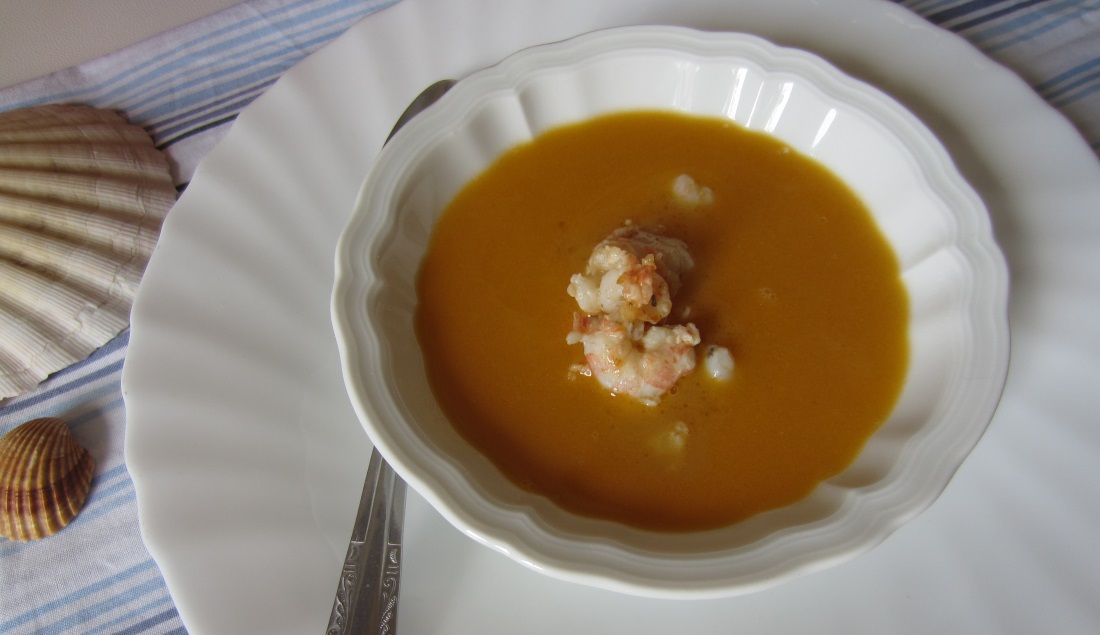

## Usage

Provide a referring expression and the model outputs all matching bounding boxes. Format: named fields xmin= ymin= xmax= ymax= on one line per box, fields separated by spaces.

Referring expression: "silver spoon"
xmin=325 ymin=78 xmax=455 ymax=635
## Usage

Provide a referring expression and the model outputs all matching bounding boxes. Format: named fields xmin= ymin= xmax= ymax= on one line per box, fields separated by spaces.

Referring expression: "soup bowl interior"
xmin=331 ymin=25 xmax=1009 ymax=598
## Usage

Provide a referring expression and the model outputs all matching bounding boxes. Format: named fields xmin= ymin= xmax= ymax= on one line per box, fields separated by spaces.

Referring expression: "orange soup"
xmin=415 ymin=111 xmax=908 ymax=532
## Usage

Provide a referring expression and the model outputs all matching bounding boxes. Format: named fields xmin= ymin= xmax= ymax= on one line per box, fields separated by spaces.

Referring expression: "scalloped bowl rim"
xmin=332 ymin=25 xmax=1010 ymax=598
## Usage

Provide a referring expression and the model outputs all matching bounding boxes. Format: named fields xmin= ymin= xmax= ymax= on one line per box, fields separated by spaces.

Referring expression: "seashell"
xmin=0 ymin=104 xmax=177 ymax=399
xmin=0 ymin=417 xmax=95 ymax=541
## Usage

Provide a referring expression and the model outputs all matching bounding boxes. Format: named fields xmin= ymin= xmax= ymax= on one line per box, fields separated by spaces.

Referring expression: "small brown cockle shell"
xmin=0 ymin=417 xmax=94 ymax=541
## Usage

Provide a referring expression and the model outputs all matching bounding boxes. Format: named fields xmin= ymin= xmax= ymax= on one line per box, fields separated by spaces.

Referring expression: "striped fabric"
xmin=0 ymin=0 xmax=1096 ymax=633
xmin=0 ymin=335 xmax=160 ymax=635
xmin=0 ymin=0 xmax=399 ymax=187
xmin=903 ymin=0 xmax=1100 ymax=153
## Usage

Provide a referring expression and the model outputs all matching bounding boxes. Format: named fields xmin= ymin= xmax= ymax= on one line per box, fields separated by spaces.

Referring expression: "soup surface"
xmin=415 ymin=111 xmax=908 ymax=532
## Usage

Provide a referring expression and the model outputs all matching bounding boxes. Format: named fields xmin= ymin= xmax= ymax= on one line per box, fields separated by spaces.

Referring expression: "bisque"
xmin=415 ymin=111 xmax=908 ymax=532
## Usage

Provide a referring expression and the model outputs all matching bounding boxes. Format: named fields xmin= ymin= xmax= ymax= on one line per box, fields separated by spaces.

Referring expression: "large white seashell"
xmin=0 ymin=417 xmax=95 ymax=541
xmin=0 ymin=104 xmax=176 ymax=399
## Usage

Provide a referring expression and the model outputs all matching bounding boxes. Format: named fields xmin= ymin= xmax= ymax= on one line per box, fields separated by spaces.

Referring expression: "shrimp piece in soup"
xmin=567 ymin=314 xmax=700 ymax=406
xmin=567 ymin=225 xmax=694 ymax=325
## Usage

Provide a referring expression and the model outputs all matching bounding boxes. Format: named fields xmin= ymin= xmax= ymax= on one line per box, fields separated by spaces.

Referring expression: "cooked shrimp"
xmin=567 ymin=225 xmax=694 ymax=325
xmin=567 ymin=313 xmax=700 ymax=406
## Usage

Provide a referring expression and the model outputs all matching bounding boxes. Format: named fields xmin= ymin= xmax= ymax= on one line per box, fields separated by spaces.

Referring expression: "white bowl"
xmin=331 ymin=25 xmax=1009 ymax=598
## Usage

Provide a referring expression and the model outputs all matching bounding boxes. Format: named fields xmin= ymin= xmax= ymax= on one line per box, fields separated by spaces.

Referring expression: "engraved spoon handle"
xmin=325 ymin=78 xmax=455 ymax=635
xmin=326 ymin=449 xmax=406 ymax=635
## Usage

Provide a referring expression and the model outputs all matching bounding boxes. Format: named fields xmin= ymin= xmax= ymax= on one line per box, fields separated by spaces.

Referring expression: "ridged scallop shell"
xmin=0 ymin=417 xmax=95 ymax=541
xmin=0 ymin=104 xmax=176 ymax=399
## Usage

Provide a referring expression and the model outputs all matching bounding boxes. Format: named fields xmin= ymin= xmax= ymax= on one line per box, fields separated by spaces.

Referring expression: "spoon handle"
xmin=326 ymin=449 xmax=406 ymax=635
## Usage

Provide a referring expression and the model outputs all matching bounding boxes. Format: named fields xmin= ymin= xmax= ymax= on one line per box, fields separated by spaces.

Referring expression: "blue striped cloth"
xmin=0 ymin=1 xmax=1097 ymax=633
xmin=908 ymin=0 xmax=1100 ymax=155
xmin=0 ymin=0 xmax=398 ymax=188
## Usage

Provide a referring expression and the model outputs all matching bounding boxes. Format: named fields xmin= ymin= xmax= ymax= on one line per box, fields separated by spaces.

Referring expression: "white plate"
xmin=123 ymin=0 xmax=1100 ymax=633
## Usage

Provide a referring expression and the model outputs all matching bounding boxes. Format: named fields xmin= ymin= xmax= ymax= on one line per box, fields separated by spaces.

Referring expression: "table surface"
xmin=1 ymin=1 xmax=1098 ymax=634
